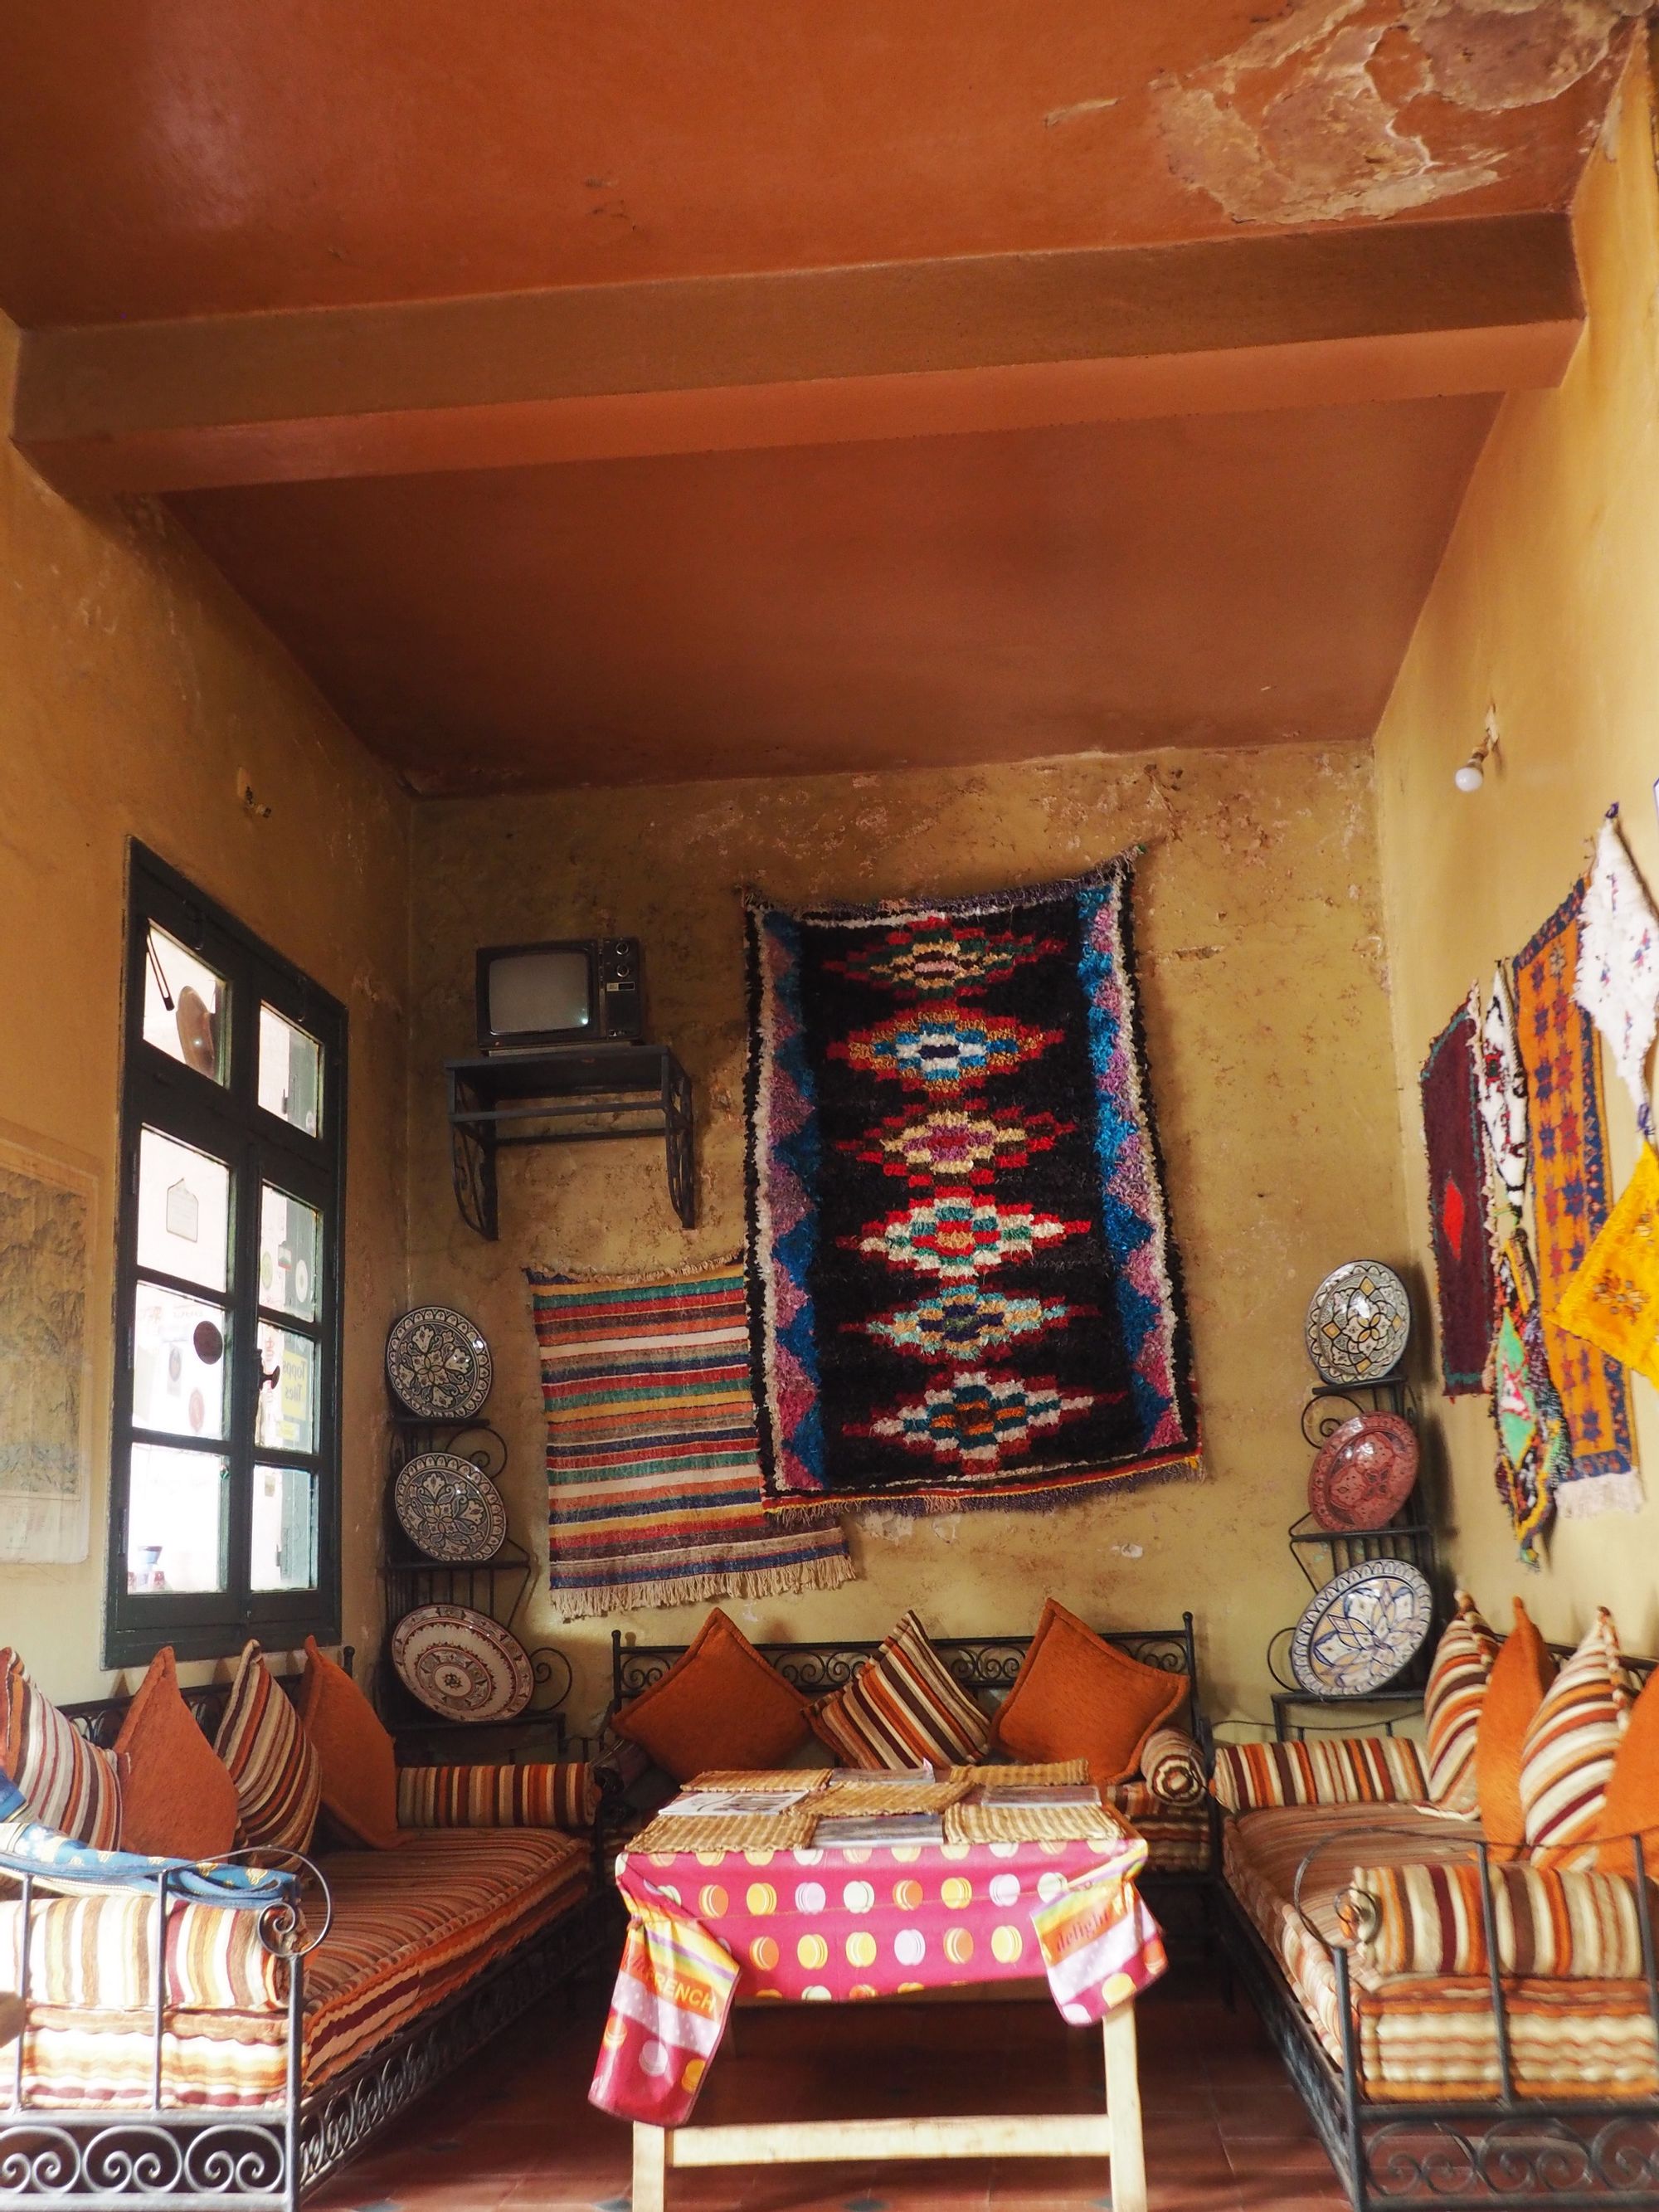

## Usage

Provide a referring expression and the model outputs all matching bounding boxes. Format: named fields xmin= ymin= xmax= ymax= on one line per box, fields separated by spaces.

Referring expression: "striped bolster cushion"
xmin=0 ymin=1649 xmax=120 ymax=1851
xmin=1141 ymin=1727 xmax=1207 ymax=1805
xmin=213 ymin=1643 xmax=320 ymax=1855
xmin=812 ymin=1612 xmax=990 ymax=1771
xmin=395 ymin=1762 xmax=599 ymax=1832
xmin=1423 ymin=1592 xmax=1497 ymax=1813
xmin=0 ymin=1892 xmax=285 ymax=2010
xmin=1211 ymin=1736 xmax=1429 ymax=1813
xmin=1520 ymin=1608 xmax=1632 ymax=1867
xmin=1349 ymin=1859 xmax=1659 ymax=1981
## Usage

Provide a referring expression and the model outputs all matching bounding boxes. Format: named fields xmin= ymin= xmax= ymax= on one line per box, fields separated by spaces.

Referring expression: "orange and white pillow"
xmin=812 ymin=1611 xmax=990 ymax=1771
xmin=214 ymin=1640 xmax=322 ymax=1854
xmin=1518 ymin=1608 xmax=1632 ymax=1869
xmin=1423 ymin=1591 xmax=1498 ymax=1813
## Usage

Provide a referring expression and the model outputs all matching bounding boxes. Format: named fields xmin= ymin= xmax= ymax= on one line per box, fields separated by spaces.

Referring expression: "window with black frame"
xmin=106 ymin=845 xmax=346 ymax=1668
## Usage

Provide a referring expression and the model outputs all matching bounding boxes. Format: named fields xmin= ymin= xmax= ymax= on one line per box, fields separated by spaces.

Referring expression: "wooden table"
xmin=630 ymin=1992 xmax=1146 ymax=2212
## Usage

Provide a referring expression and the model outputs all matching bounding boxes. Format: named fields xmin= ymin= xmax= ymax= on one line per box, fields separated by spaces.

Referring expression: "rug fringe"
xmin=548 ymin=1551 xmax=856 ymax=1620
xmin=764 ymin=1454 xmax=1204 ymax=1526
xmin=1554 ymin=1469 xmax=1646 ymax=1520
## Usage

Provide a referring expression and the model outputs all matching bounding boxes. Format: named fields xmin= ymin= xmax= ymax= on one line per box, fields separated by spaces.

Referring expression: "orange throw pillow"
xmin=1475 ymin=1597 xmax=1557 ymax=1857
xmin=299 ymin=1637 xmax=404 ymax=1850
xmin=990 ymin=1599 xmax=1186 ymax=1787
xmin=614 ymin=1610 xmax=811 ymax=1783
xmin=1593 ymin=1663 xmax=1659 ymax=1878
xmin=114 ymin=1646 xmax=239 ymax=1859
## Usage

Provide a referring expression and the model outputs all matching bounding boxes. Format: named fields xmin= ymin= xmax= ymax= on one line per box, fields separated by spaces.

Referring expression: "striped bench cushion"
xmin=0 ymin=1892 xmax=284 ymax=2011
xmin=1104 ymin=1781 xmax=1212 ymax=1874
xmin=396 ymin=1761 xmax=598 ymax=1833
xmin=11 ymin=1827 xmax=592 ymax=2110
xmin=1212 ymin=1736 xmax=1428 ymax=1813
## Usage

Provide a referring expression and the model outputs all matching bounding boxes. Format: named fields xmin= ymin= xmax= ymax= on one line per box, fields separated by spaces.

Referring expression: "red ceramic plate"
xmin=1307 ymin=1412 xmax=1419 ymax=1532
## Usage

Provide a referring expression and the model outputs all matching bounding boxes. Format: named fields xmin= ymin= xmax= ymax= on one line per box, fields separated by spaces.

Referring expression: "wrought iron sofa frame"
xmin=1214 ymin=1647 xmax=1659 ymax=2212
xmin=1 ymin=1662 xmax=615 ymax=2212
xmin=607 ymin=1613 xmax=1217 ymax=1937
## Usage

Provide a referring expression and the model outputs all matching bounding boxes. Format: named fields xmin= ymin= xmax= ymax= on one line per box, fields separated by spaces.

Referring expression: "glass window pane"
xmin=136 ymin=1128 xmax=231 ymax=1293
xmin=126 ymin=1445 xmax=228 ymax=1593
xmin=255 ymin=1323 xmax=318 ymax=1454
xmin=251 ymin=1466 xmax=318 ymax=1591
xmin=132 ymin=1285 xmax=229 ymax=1440
xmin=259 ymin=1006 xmax=323 ymax=1137
xmin=260 ymin=1185 xmax=322 ymax=1324
xmin=142 ymin=927 xmax=228 ymax=1084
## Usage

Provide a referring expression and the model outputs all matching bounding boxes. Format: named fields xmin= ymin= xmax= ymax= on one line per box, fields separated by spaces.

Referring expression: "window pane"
xmin=255 ymin=1323 xmax=318 ymax=1453
xmin=259 ymin=1006 xmax=324 ymax=1136
xmin=251 ymin=1466 xmax=318 ymax=1591
xmin=142 ymin=926 xmax=228 ymax=1084
xmin=136 ymin=1128 xmax=231 ymax=1292
xmin=260 ymin=1185 xmax=321 ymax=1323
xmin=132 ymin=1284 xmax=229 ymax=1440
xmin=127 ymin=1445 xmax=228 ymax=1593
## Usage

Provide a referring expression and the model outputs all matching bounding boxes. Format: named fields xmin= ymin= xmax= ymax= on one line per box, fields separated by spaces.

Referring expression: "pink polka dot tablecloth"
xmin=590 ymin=1828 xmax=1166 ymax=2126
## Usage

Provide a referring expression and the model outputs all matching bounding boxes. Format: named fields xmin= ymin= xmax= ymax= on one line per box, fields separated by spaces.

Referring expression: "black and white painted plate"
xmin=393 ymin=1451 xmax=508 ymax=1562
xmin=1303 ymin=1261 xmax=1411 ymax=1385
xmin=386 ymin=1306 xmax=494 ymax=1420
xmin=1289 ymin=1560 xmax=1433 ymax=1698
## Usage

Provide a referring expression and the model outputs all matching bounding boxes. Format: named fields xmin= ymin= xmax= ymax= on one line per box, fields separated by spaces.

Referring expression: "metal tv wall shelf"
xmin=445 ymin=1043 xmax=694 ymax=1239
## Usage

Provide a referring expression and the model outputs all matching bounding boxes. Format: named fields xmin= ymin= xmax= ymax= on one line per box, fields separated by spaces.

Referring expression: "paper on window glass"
xmin=136 ymin=1130 xmax=230 ymax=1293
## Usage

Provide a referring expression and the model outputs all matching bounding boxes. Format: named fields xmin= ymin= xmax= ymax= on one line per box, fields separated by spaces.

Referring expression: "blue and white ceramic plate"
xmin=393 ymin=1451 xmax=507 ymax=1563
xmin=386 ymin=1306 xmax=494 ymax=1420
xmin=1289 ymin=1560 xmax=1433 ymax=1698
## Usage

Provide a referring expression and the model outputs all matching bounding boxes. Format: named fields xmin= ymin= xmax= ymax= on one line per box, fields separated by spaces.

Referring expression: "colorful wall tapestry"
xmin=1489 ymin=1220 xmax=1569 ymax=1566
xmin=1513 ymin=882 xmax=1638 ymax=1517
xmin=528 ymin=1264 xmax=854 ymax=1615
xmin=1574 ymin=806 xmax=1659 ymax=1140
xmin=1555 ymin=1143 xmax=1659 ymax=1395
xmin=743 ymin=858 xmax=1200 ymax=1518
xmin=1419 ymin=992 xmax=1496 ymax=1396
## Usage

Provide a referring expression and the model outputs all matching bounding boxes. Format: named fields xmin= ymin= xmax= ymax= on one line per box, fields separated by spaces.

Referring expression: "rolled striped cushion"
xmin=1423 ymin=1592 xmax=1498 ymax=1812
xmin=0 ymin=1648 xmax=119 ymax=1850
xmin=811 ymin=1612 xmax=990 ymax=1771
xmin=1519 ymin=1608 xmax=1632 ymax=1866
xmin=1350 ymin=1859 xmax=1658 ymax=1981
xmin=396 ymin=1761 xmax=598 ymax=1833
xmin=1211 ymin=1736 xmax=1428 ymax=1813
xmin=0 ymin=1890 xmax=285 ymax=2011
xmin=1141 ymin=1727 xmax=1207 ymax=1805
xmin=213 ymin=1642 xmax=320 ymax=1855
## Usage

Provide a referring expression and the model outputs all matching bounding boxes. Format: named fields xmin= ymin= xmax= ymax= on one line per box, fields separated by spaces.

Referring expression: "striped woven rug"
xmin=528 ymin=1263 xmax=853 ymax=1617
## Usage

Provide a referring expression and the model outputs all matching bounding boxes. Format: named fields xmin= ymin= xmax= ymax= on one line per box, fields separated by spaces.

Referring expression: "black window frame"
xmin=105 ymin=842 xmax=347 ymax=1669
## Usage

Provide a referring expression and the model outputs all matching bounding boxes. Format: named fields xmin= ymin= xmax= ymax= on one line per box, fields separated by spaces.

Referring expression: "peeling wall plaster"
xmin=408 ymin=741 xmax=1407 ymax=1732
xmin=1157 ymin=0 xmax=1639 ymax=225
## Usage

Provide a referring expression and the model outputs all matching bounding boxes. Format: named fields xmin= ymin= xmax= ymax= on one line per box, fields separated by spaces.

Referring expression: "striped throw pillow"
xmin=1423 ymin=1591 xmax=1498 ymax=1812
xmin=0 ymin=1649 xmax=120 ymax=1849
xmin=812 ymin=1612 xmax=990 ymax=1771
xmin=1141 ymin=1726 xmax=1207 ymax=1805
xmin=213 ymin=1642 xmax=320 ymax=1854
xmin=1210 ymin=1735 xmax=1428 ymax=1813
xmin=1519 ymin=1608 xmax=1632 ymax=1868
xmin=1350 ymin=1859 xmax=1656 ymax=1981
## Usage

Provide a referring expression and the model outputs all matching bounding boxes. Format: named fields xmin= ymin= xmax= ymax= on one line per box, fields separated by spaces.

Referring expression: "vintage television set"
xmin=474 ymin=938 xmax=645 ymax=1051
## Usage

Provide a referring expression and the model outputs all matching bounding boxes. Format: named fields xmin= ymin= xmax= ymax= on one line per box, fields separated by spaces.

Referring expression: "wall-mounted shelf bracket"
xmin=445 ymin=1043 xmax=694 ymax=1239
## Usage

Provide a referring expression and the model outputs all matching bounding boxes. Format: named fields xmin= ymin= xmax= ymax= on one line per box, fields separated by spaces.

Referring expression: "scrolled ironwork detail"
xmin=182 ymin=2123 xmax=288 ymax=2195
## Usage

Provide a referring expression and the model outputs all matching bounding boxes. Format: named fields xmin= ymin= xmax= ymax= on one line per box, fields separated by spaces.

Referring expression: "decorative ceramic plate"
xmin=1307 ymin=1413 xmax=1420 ymax=1533
xmin=390 ymin=1604 xmax=533 ymax=1722
xmin=1304 ymin=1261 xmax=1411 ymax=1384
xmin=386 ymin=1306 xmax=494 ymax=1420
xmin=393 ymin=1452 xmax=508 ymax=1562
xmin=1289 ymin=1560 xmax=1434 ymax=1698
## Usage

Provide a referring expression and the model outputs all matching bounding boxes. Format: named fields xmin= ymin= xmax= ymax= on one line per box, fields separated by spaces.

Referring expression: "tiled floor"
xmin=310 ymin=1966 xmax=1348 ymax=2212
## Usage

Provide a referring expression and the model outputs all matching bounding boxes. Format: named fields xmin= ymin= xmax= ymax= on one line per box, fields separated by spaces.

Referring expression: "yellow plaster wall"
xmin=0 ymin=317 xmax=411 ymax=1700
xmin=1373 ymin=51 xmax=1659 ymax=1658
xmin=409 ymin=742 xmax=1407 ymax=1734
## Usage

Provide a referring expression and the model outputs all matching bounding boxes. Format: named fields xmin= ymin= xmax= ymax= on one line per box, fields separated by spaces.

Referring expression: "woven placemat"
xmin=944 ymin=1800 xmax=1129 ymax=1845
xmin=687 ymin=1769 xmax=832 ymax=1793
xmin=628 ymin=1805 xmax=817 ymax=1854
xmin=948 ymin=1760 xmax=1091 ymax=1788
xmin=813 ymin=1776 xmax=971 ymax=1817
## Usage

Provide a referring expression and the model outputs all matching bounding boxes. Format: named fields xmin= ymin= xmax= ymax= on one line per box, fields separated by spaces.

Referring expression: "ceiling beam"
xmin=10 ymin=212 xmax=1580 ymax=495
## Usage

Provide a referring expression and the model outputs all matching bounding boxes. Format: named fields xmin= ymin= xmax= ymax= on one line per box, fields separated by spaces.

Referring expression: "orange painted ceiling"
xmin=0 ymin=1 xmax=1634 ymax=789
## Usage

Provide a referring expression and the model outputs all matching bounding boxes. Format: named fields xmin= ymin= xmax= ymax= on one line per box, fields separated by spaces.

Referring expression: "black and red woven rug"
xmin=743 ymin=858 xmax=1201 ymax=1518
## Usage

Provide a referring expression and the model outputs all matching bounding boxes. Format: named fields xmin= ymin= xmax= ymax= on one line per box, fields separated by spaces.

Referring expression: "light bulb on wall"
xmin=1455 ymin=709 xmax=1500 ymax=793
